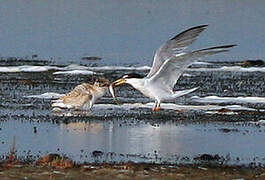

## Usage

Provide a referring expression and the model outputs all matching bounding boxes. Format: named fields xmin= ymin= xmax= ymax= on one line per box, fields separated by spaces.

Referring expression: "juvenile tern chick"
xmin=112 ymin=25 xmax=236 ymax=112
xmin=52 ymin=78 xmax=117 ymax=110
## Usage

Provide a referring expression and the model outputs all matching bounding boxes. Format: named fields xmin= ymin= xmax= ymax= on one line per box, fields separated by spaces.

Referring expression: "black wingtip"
xmin=182 ymin=25 xmax=209 ymax=32
xmin=171 ymin=24 xmax=209 ymax=41
xmin=216 ymin=44 xmax=237 ymax=48
xmin=191 ymin=24 xmax=209 ymax=29
xmin=224 ymin=44 xmax=237 ymax=48
xmin=206 ymin=44 xmax=237 ymax=50
xmin=195 ymin=44 xmax=237 ymax=52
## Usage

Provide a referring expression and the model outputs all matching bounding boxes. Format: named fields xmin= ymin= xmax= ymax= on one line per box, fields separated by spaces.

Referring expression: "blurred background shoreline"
xmin=0 ymin=0 xmax=265 ymax=66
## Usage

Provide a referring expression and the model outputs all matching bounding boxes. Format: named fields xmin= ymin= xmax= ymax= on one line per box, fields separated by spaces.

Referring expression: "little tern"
xmin=112 ymin=25 xmax=236 ymax=112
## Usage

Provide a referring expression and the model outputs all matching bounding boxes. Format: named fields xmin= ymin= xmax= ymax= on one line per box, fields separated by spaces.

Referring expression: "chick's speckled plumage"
xmin=61 ymin=83 xmax=108 ymax=109
xmin=52 ymin=78 xmax=111 ymax=110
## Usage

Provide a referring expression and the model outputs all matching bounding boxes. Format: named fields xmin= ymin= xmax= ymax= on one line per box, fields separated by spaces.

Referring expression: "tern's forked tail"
xmin=173 ymin=87 xmax=199 ymax=98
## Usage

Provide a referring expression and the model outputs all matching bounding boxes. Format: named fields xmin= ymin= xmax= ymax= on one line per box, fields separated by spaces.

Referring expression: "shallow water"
xmin=0 ymin=60 xmax=264 ymax=165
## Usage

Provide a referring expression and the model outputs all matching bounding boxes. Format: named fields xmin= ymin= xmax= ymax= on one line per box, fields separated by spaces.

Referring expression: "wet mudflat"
xmin=0 ymin=59 xmax=265 ymax=178
xmin=2 ymin=163 xmax=265 ymax=180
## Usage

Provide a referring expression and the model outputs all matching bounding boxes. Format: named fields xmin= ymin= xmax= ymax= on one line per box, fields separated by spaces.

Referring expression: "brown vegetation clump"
xmin=36 ymin=153 xmax=74 ymax=169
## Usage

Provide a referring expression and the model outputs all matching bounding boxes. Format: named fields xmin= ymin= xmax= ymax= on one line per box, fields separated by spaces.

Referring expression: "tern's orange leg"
xmin=152 ymin=101 xmax=161 ymax=112
xmin=153 ymin=106 xmax=161 ymax=112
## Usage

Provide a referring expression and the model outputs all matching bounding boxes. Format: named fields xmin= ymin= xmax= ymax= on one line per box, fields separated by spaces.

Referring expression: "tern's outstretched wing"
xmin=149 ymin=45 xmax=236 ymax=90
xmin=147 ymin=25 xmax=208 ymax=78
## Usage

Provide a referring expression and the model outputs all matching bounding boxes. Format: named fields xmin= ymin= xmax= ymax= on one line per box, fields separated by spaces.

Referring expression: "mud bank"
xmin=1 ymin=162 xmax=265 ymax=180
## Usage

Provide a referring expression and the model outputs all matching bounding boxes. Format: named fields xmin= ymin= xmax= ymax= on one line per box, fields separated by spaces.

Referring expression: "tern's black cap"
xmin=122 ymin=73 xmax=144 ymax=79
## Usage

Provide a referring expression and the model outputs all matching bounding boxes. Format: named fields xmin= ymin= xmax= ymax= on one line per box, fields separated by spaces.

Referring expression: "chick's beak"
xmin=112 ymin=78 xmax=126 ymax=86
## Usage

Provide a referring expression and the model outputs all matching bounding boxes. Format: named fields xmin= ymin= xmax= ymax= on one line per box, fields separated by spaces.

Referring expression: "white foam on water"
xmin=193 ymin=61 xmax=212 ymax=65
xmin=257 ymin=120 xmax=265 ymax=124
xmin=24 ymin=92 xmax=64 ymax=99
xmin=53 ymin=70 xmax=96 ymax=75
xmin=0 ymin=65 xmax=61 ymax=72
xmin=86 ymin=66 xmax=151 ymax=71
xmin=182 ymin=73 xmax=193 ymax=77
xmin=2 ymin=63 xmax=264 ymax=74
xmin=93 ymin=103 xmax=257 ymax=112
xmin=62 ymin=64 xmax=89 ymax=70
xmin=0 ymin=64 xmax=152 ymax=74
xmin=60 ymin=63 xmax=208 ymax=72
xmin=51 ymin=102 xmax=260 ymax=116
xmin=61 ymin=64 xmax=151 ymax=71
xmin=188 ymin=66 xmax=265 ymax=72
xmin=248 ymin=120 xmax=265 ymax=125
xmin=191 ymin=96 xmax=265 ymax=104
xmin=205 ymin=111 xmax=237 ymax=115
